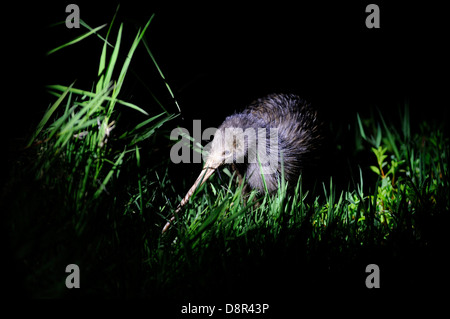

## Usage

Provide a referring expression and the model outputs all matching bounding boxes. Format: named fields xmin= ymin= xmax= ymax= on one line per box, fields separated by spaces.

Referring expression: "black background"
xmin=4 ymin=1 xmax=449 ymax=141
xmin=2 ymin=0 xmax=449 ymax=309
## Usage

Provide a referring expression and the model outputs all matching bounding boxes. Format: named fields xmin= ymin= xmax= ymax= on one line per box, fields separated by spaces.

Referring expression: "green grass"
xmin=3 ymin=14 xmax=449 ymax=299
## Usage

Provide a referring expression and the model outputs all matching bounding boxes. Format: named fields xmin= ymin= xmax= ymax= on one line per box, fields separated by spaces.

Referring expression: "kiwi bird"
xmin=163 ymin=93 xmax=322 ymax=233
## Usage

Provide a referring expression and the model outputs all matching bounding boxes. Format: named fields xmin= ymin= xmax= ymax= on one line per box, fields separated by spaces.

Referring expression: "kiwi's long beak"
xmin=162 ymin=159 xmax=220 ymax=233
xmin=177 ymin=163 xmax=217 ymax=209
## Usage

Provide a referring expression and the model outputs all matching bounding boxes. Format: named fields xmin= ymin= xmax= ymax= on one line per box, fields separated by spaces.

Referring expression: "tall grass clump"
xmin=4 ymin=11 xmax=181 ymax=297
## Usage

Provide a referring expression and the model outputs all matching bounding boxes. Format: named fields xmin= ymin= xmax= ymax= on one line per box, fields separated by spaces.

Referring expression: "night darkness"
xmin=2 ymin=0 xmax=449 ymax=311
xmin=5 ymin=1 xmax=448 ymax=142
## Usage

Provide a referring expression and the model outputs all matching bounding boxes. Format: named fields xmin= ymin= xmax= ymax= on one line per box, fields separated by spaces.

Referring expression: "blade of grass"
xmin=93 ymin=148 xmax=126 ymax=199
xmin=401 ymin=102 xmax=410 ymax=142
xmin=130 ymin=113 xmax=179 ymax=145
xmin=94 ymin=6 xmax=120 ymax=93
xmin=110 ymin=15 xmax=155 ymax=109
xmin=143 ymin=34 xmax=181 ymax=113
xmin=357 ymin=113 xmax=367 ymax=141
xmin=136 ymin=145 xmax=144 ymax=215
xmin=378 ymin=109 xmax=401 ymax=160
xmin=80 ymin=20 xmax=113 ymax=48
xmin=47 ymin=84 xmax=149 ymax=115
xmin=103 ymin=23 xmax=123 ymax=95
xmin=46 ymin=24 xmax=107 ymax=55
